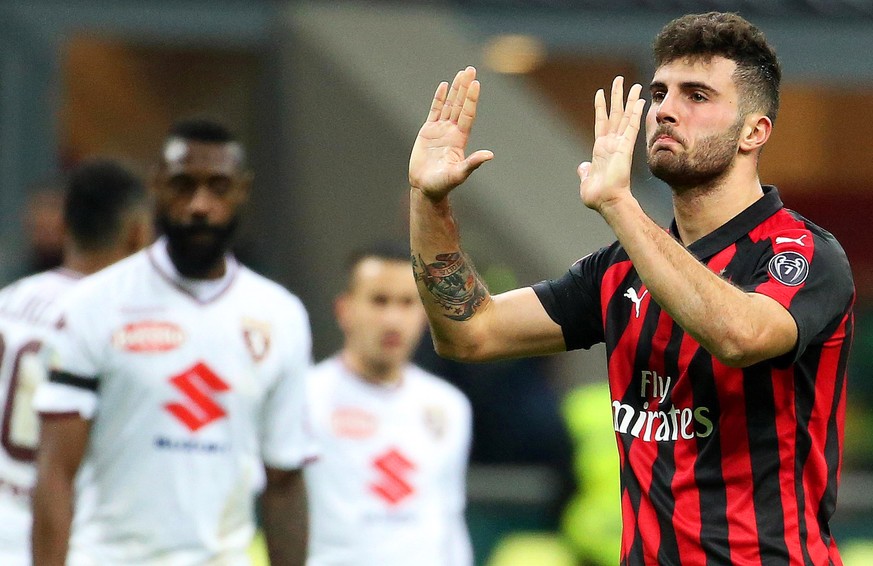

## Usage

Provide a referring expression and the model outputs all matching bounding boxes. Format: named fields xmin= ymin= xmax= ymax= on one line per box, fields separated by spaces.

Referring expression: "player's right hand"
xmin=578 ymin=76 xmax=646 ymax=214
xmin=409 ymin=66 xmax=494 ymax=201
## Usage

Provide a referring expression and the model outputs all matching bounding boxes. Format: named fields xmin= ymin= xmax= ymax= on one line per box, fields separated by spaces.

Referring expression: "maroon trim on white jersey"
xmin=38 ymin=410 xmax=84 ymax=420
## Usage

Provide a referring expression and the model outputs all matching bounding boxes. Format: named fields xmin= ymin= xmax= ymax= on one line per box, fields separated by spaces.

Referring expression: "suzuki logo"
xmin=624 ymin=287 xmax=648 ymax=318
xmin=371 ymin=447 xmax=416 ymax=505
xmin=164 ymin=362 xmax=230 ymax=432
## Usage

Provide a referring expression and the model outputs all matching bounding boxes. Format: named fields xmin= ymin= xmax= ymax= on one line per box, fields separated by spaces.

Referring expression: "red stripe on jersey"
xmin=801 ymin=312 xmax=850 ymax=564
xmin=670 ymin=334 xmax=707 ymax=566
xmin=601 ymin=260 xmax=642 ymax=564
xmin=648 ymin=308 xmax=672 ymax=372
xmin=835 ymin=319 xmax=849 ymax=482
xmin=631 ymin=309 xmax=677 ymax=563
xmin=602 ymin=260 xmax=639 ymax=402
xmin=707 ymin=243 xmax=736 ymax=277
xmin=601 ymin=260 xmax=634 ymax=322
xmin=749 ymin=211 xmax=812 ymax=308
xmin=771 ymin=364 xmax=803 ymax=566
xmin=633 ymin=441 xmax=662 ymax=564
xmin=829 ymin=535 xmax=845 ymax=566
xmin=747 ymin=208 xmax=807 ymax=246
xmin=715 ymin=360 xmax=762 ymax=565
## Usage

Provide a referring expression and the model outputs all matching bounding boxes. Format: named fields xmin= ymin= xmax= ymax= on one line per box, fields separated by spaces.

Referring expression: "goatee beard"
xmin=157 ymin=215 xmax=239 ymax=278
xmin=647 ymin=122 xmax=742 ymax=191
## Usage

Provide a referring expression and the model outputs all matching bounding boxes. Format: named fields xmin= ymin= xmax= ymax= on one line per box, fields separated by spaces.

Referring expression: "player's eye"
xmin=208 ymin=176 xmax=233 ymax=195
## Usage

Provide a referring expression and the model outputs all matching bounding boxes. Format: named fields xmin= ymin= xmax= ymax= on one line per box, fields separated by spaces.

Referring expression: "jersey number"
xmin=0 ymin=333 xmax=44 ymax=462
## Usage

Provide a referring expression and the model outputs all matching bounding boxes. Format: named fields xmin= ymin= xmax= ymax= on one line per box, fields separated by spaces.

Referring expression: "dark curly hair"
xmin=653 ymin=12 xmax=781 ymax=122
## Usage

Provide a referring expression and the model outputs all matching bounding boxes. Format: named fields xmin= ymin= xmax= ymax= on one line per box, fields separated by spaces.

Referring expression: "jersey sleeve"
xmin=32 ymin=291 xmax=103 ymax=419
xmin=531 ymin=246 xmax=612 ymax=351
xmin=743 ymin=227 xmax=854 ymax=363
xmin=260 ymin=297 xmax=319 ymax=469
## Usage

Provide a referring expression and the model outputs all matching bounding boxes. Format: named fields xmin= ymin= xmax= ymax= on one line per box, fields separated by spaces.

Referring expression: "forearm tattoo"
xmin=412 ymin=252 xmax=489 ymax=321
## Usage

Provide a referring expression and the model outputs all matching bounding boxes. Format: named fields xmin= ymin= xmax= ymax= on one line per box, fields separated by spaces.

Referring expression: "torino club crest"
xmin=242 ymin=317 xmax=272 ymax=362
xmin=768 ymin=251 xmax=809 ymax=287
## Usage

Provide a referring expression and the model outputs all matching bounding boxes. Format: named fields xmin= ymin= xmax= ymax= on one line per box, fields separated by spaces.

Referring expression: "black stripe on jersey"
xmin=49 ymin=370 xmax=98 ymax=392
xmin=689 ymin=349 xmax=732 ymax=565
xmin=602 ymin=258 xmax=635 ymax=362
xmin=620 ymin=467 xmax=644 ymax=566
xmin=653 ymin=321 xmax=682 ymax=566
xmin=742 ymin=363 xmax=790 ymax=564
xmin=793 ymin=343 xmax=821 ymax=566
xmin=794 ymin=302 xmax=852 ymax=563
xmin=722 ymin=234 xmax=772 ymax=281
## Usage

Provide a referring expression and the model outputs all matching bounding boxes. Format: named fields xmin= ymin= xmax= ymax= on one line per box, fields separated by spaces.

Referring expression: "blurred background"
xmin=2 ymin=0 xmax=872 ymax=564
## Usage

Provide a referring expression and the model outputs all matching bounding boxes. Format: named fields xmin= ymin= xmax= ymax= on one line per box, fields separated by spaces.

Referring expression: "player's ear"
xmin=334 ymin=294 xmax=350 ymax=332
xmin=739 ymin=114 xmax=771 ymax=153
xmin=128 ymin=209 xmax=155 ymax=252
xmin=236 ymin=170 xmax=253 ymax=200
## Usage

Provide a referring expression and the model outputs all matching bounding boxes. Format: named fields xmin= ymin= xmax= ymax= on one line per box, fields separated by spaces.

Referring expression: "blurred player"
xmin=303 ymin=242 xmax=473 ymax=566
xmin=0 ymin=159 xmax=151 ymax=565
xmin=32 ymin=119 xmax=316 ymax=565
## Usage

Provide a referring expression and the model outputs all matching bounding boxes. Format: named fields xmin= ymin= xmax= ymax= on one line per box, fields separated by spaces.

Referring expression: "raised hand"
xmin=409 ymin=66 xmax=494 ymax=201
xmin=578 ymin=76 xmax=646 ymax=213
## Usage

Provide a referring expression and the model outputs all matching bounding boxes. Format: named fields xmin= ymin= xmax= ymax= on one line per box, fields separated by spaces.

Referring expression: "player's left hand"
xmin=578 ymin=76 xmax=646 ymax=213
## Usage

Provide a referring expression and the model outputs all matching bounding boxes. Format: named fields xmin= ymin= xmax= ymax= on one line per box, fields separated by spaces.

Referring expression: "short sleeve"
xmin=744 ymin=228 xmax=854 ymax=362
xmin=260 ymin=297 xmax=319 ymax=469
xmin=33 ymin=291 xmax=102 ymax=417
xmin=531 ymin=246 xmax=612 ymax=351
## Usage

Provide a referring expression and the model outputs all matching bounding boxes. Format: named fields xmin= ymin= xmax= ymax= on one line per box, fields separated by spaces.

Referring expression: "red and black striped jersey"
xmin=533 ymin=186 xmax=855 ymax=566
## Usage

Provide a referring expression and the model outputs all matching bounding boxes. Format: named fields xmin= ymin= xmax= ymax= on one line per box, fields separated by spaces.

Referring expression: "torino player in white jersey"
xmin=304 ymin=243 xmax=473 ymax=566
xmin=32 ymin=120 xmax=315 ymax=566
xmin=0 ymin=160 xmax=150 ymax=565
xmin=0 ymin=271 xmax=78 ymax=566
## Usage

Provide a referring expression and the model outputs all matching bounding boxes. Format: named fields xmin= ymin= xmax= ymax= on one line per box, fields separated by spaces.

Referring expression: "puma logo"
xmin=624 ymin=287 xmax=648 ymax=318
xmin=775 ymin=234 xmax=807 ymax=246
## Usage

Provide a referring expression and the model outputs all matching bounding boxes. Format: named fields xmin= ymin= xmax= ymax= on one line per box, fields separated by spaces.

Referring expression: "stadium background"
xmin=1 ymin=0 xmax=872 ymax=563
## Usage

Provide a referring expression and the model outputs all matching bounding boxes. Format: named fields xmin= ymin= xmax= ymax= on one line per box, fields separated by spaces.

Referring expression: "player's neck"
xmin=341 ymin=351 xmax=403 ymax=387
xmin=63 ymin=246 xmax=126 ymax=276
xmin=671 ymin=173 xmax=763 ymax=246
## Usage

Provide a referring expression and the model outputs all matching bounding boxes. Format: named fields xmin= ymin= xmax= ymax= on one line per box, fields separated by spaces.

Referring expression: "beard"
xmin=647 ymin=120 xmax=743 ymax=191
xmin=157 ymin=213 xmax=239 ymax=278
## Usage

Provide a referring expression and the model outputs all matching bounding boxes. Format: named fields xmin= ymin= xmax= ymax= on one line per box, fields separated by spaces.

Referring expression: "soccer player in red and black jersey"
xmin=408 ymin=11 xmax=854 ymax=566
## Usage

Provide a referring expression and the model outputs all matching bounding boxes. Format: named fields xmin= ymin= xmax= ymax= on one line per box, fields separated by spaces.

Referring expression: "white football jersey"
xmin=33 ymin=239 xmax=316 ymax=565
xmin=304 ymin=356 xmax=473 ymax=566
xmin=0 ymin=268 xmax=82 ymax=565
